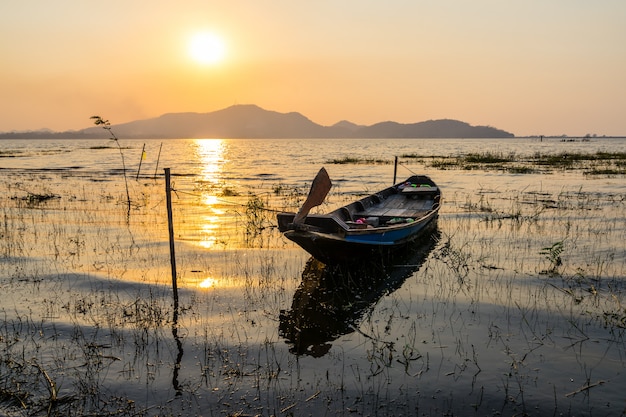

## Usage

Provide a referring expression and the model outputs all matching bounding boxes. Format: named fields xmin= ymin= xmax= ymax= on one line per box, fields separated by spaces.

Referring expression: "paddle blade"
xmin=293 ymin=167 xmax=332 ymax=224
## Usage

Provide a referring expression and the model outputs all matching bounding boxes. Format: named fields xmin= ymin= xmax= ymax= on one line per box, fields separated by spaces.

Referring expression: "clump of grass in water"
xmin=464 ymin=152 xmax=515 ymax=164
xmin=221 ymin=186 xmax=239 ymax=197
xmin=422 ymin=150 xmax=626 ymax=175
xmin=0 ymin=150 xmax=24 ymax=157
xmin=12 ymin=191 xmax=60 ymax=206
xmin=243 ymin=193 xmax=274 ymax=247
xmin=429 ymin=158 xmax=459 ymax=170
xmin=508 ymin=166 xmax=536 ymax=174
xmin=271 ymin=182 xmax=309 ymax=212
xmin=539 ymin=240 xmax=564 ymax=276
xmin=534 ymin=152 xmax=584 ymax=168
xmin=326 ymin=156 xmax=388 ymax=164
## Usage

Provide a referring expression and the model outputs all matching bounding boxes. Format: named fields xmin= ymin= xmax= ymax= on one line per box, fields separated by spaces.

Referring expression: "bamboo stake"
xmin=136 ymin=143 xmax=146 ymax=180
xmin=393 ymin=156 xmax=398 ymax=185
xmin=154 ymin=142 xmax=163 ymax=179
xmin=164 ymin=168 xmax=178 ymax=300
xmin=164 ymin=167 xmax=183 ymax=395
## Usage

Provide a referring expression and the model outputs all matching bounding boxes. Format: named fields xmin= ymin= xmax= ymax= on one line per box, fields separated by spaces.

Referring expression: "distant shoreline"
xmin=1 ymin=106 xmax=622 ymax=140
xmin=2 ymin=135 xmax=625 ymax=140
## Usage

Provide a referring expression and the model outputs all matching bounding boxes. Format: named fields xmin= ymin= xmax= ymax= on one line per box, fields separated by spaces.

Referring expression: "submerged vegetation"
xmin=325 ymin=155 xmax=388 ymax=164
xmin=326 ymin=150 xmax=626 ymax=176
xmin=400 ymin=150 xmax=626 ymax=175
xmin=540 ymin=240 xmax=565 ymax=276
xmin=90 ymin=116 xmax=132 ymax=214
xmin=0 ymin=139 xmax=625 ymax=416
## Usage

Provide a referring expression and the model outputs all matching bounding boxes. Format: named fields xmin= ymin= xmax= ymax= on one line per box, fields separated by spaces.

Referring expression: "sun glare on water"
xmin=198 ymin=277 xmax=218 ymax=289
xmin=188 ymin=32 xmax=226 ymax=65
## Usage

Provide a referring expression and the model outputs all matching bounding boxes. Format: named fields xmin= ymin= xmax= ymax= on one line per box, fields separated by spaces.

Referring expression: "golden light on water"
xmin=198 ymin=277 xmax=218 ymax=289
xmin=195 ymin=139 xmax=225 ymax=183
xmin=198 ymin=218 xmax=220 ymax=249
xmin=198 ymin=202 xmax=225 ymax=249
xmin=194 ymin=139 xmax=229 ymax=250
xmin=203 ymin=194 xmax=223 ymax=210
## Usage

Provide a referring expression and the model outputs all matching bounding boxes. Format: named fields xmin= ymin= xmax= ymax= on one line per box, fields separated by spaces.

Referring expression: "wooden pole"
xmin=164 ymin=167 xmax=183 ymax=396
xmin=393 ymin=156 xmax=398 ymax=185
xmin=164 ymin=168 xmax=178 ymax=300
xmin=136 ymin=143 xmax=146 ymax=180
xmin=154 ymin=143 xmax=163 ymax=179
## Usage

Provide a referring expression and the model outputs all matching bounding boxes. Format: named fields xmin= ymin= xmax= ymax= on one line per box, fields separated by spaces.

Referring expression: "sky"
xmin=1 ymin=1 xmax=625 ymax=137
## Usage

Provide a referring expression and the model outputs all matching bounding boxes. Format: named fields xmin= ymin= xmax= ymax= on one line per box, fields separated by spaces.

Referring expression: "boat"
xmin=277 ymin=167 xmax=441 ymax=264
xmin=279 ymin=227 xmax=439 ymax=356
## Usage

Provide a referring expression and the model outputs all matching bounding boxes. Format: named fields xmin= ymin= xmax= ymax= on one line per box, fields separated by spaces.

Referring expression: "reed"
xmin=0 ymin=152 xmax=624 ymax=416
xmin=326 ymin=156 xmax=388 ymax=164
xmin=401 ymin=150 xmax=626 ymax=175
xmin=90 ymin=116 xmax=132 ymax=216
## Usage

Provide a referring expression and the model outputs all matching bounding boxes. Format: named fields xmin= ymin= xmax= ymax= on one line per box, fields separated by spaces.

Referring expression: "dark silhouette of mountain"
xmin=72 ymin=105 xmax=347 ymax=139
xmin=332 ymin=120 xmax=364 ymax=132
xmin=0 ymin=104 xmax=514 ymax=139
xmin=355 ymin=119 xmax=513 ymax=138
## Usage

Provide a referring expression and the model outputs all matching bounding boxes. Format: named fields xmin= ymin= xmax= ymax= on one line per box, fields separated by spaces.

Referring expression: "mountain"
xmin=332 ymin=120 xmax=364 ymax=132
xmin=79 ymin=105 xmax=343 ymax=139
xmin=0 ymin=104 xmax=514 ymax=139
xmin=355 ymin=119 xmax=513 ymax=138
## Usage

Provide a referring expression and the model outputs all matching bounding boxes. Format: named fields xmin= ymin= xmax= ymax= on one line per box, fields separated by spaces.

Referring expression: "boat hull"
xmin=278 ymin=174 xmax=441 ymax=264
xmin=284 ymin=214 xmax=438 ymax=264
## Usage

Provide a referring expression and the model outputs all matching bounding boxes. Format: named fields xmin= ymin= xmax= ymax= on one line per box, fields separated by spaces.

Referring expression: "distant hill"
xmin=355 ymin=119 xmax=513 ymax=138
xmin=332 ymin=120 xmax=364 ymax=132
xmin=0 ymin=104 xmax=514 ymax=139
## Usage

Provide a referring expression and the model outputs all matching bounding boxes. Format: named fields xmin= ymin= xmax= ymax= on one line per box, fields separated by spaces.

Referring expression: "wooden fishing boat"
xmin=277 ymin=168 xmax=441 ymax=264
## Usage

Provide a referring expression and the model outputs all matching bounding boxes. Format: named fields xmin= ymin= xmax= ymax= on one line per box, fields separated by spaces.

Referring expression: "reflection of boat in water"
xmin=279 ymin=226 xmax=439 ymax=357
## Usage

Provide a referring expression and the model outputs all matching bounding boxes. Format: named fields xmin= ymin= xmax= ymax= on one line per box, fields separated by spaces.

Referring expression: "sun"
xmin=188 ymin=32 xmax=226 ymax=65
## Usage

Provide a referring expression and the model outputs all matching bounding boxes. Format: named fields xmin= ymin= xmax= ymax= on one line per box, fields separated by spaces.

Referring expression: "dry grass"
xmin=1 ymin=151 xmax=625 ymax=416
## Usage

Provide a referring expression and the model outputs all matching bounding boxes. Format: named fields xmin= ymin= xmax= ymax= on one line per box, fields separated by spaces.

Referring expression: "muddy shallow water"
xmin=1 ymin=138 xmax=625 ymax=416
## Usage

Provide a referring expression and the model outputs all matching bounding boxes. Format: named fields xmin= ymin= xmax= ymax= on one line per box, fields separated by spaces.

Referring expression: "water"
xmin=1 ymin=137 xmax=625 ymax=416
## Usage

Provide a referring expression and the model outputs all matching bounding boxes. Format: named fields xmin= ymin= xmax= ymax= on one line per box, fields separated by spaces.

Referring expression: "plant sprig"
xmin=91 ymin=116 xmax=131 ymax=216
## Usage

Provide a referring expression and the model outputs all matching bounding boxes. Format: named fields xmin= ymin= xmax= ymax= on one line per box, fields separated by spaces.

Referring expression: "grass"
xmin=1 ymin=147 xmax=625 ymax=415
xmin=324 ymin=151 xmax=626 ymax=176
xmin=326 ymin=156 xmax=389 ymax=164
xmin=402 ymin=151 xmax=626 ymax=175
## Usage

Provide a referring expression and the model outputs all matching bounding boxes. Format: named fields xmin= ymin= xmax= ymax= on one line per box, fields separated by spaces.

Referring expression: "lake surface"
xmin=1 ymin=137 xmax=625 ymax=416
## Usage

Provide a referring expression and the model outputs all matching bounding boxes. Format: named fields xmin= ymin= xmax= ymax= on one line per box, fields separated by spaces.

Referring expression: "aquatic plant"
xmin=326 ymin=156 xmax=388 ymax=164
xmin=11 ymin=191 xmax=60 ymax=206
xmin=243 ymin=193 xmax=273 ymax=247
xmin=1 ymin=140 xmax=625 ymax=416
xmin=420 ymin=150 xmax=626 ymax=175
xmin=539 ymin=240 xmax=564 ymax=275
xmin=464 ymin=152 xmax=515 ymax=164
xmin=90 ymin=116 xmax=131 ymax=215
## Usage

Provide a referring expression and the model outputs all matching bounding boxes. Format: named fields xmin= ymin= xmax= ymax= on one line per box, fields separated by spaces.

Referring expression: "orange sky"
xmin=1 ymin=1 xmax=625 ymax=136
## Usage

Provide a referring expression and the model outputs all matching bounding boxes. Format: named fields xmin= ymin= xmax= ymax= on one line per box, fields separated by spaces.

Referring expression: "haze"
xmin=1 ymin=1 xmax=625 ymax=137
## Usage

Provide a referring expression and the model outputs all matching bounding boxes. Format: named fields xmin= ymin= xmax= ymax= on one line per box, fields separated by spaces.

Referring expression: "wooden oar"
xmin=293 ymin=167 xmax=332 ymax=225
